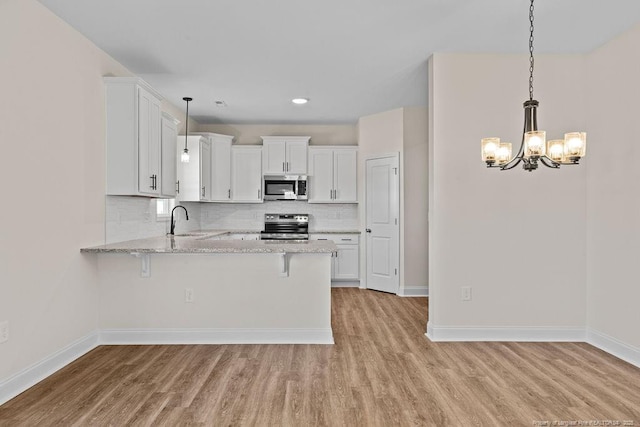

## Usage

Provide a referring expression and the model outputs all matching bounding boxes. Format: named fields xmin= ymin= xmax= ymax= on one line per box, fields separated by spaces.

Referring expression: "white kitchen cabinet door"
xmin=308 ymin=149 xmax=334 ymax=203
xmin=308 ymin=146 xmax=357 ymax=203
xmin=334 ymin=244 xmax=360 ymax=280
xmin=232 ymin=146 xmax=263 ymax=202
xmin=137 ymin=86 xmax=162 ymax=195
xmin=333 ymin=148 xmax=357 ymax=202
xmin=105 ymin=77 xmax=165 ymax=197
xmin=210 ymin=135 xmax=232 ymax=201
xmin=309 ymin=234 xmax=360 ymax=281
xmin=200 ymin=140 xmax=212 ymax=201
xmin=176 ymin=135 xmax=206 ymax=202
xmin=286 ymin=140 xmax=309 ymax=174
xmin=261 ymin=137 xmax=310 ymax=174
xmin=262 ymin=140 xmax=287 ymax=174
xmin=160 ymin=113 xmax=179 ymax=198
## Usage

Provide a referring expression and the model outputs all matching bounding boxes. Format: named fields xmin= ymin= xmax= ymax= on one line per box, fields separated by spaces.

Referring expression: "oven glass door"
xmin=264 ymin=180 xmax=296 ymax=199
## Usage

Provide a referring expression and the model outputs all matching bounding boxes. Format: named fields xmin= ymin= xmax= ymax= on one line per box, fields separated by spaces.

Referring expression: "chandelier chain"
xmin=529 ymin=0 xmax=535 ymax=101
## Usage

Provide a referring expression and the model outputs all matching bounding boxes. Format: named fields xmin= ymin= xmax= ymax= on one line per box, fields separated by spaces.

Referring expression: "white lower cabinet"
xmin=310 ymin=234 xmax=360 ymax=282
xmin=227 ymin=233 xmax=260 ymax=240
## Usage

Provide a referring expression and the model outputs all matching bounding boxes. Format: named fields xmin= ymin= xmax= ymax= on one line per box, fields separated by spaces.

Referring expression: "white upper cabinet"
xmin=308 ymin=146 xmax=357 ymax=203
xmin=207 ymin=133 xmax=233 ymax=202
xmin=231 ymin=146 xmax=263 ymax=202
xmin=105 ymin=77 xmax=165 ymax=197
xmin=261 ymin=136 xmax=310 ymax=175
xmin=176 ymin=135 xmax=210 ymax=202
xmin=200 ymin=140 xmax=212 ymax=201
xmin=160 ymin=113 xmax=179 ymax=198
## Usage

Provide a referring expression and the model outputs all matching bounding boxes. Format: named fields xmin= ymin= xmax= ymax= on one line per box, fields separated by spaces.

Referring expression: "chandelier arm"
xmin=500 ymin=157 xmax=522 ymax=171
xmin=500 ymin=122 xmax=527 ymax=170
xmin=539 ymin=156 xmax=560 ymax=169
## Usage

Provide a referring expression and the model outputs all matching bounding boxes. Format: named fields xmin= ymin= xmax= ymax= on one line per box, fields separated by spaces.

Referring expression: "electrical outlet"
xmin=461 ymin=286 xmax=472 ymax=301
xmin=0 ymin=321 xmax=8 ymax=343
xmin=185 ymin=288 xmax=194 ymax=303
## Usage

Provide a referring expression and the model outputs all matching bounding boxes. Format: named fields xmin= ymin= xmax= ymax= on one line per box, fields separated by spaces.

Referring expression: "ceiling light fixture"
xmin=481 ymin=0 xmax=586 ymax=172
xmin=291 ymin=98 xmax=309 ymax=105
xmin=181 ymin=97 xmax=192 ymax=163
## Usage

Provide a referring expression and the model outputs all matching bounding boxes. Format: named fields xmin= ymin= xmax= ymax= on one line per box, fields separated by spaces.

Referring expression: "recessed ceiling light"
xmin=291 ymin=98 xmax=309 ymax=105
xmin=214 ymin=100 xmax=227 ymax=107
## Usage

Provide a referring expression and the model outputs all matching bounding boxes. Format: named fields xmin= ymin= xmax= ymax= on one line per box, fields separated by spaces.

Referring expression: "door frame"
xmin=363 ymin=152 xmax=401 ymax=294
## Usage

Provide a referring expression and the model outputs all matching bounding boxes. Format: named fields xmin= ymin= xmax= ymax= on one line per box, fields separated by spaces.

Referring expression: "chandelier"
xmin=481 ymin=0 xmax=586 ymax=172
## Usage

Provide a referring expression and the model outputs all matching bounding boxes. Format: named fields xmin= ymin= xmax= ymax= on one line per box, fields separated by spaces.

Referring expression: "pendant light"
xmin=481 ymin=0 xmax=586 ymax=172
xmin=181 ymin=97 xmax=192 ymax=163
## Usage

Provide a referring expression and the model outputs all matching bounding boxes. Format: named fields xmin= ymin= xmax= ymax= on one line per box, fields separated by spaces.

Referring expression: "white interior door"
xmin=366 ymin=154 xmax=399 ymax=294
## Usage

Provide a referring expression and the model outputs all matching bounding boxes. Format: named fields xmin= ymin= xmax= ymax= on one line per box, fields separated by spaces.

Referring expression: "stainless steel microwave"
xmin=263 ymin=175 xmax=308 ymax=200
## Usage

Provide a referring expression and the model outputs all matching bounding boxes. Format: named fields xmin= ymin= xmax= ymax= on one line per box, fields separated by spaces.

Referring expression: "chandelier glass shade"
xmin=481 ymin=0 xmax=586 ymax=172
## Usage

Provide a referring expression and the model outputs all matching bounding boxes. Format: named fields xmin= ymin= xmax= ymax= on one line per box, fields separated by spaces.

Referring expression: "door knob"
xmin=366 ymin=229 xmax=371 ymax=233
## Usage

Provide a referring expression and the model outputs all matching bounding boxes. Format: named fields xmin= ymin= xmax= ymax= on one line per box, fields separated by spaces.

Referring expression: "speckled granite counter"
xmin=81 ymin=232 xmax=337 ymax=254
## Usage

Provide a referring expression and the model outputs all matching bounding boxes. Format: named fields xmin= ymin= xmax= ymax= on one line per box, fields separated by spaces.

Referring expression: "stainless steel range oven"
xmin=260 ymin=214 xmax=309 ymax=240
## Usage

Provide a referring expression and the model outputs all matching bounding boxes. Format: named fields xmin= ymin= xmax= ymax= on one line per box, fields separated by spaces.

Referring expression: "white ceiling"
xmin=38 ymin=0 xmax=640 ymax=124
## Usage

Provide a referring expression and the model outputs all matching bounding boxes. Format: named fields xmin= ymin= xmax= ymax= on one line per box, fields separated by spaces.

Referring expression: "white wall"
xmin=586 ymin=25 xmax=640 ymax=350
xmin=358 ymin=109 xmax=405 ymax=292
xmin=357 ymin=107 xmax=429 ymax=295
xmin=0 ymin=0 xmax=129 ymax=385
xmin=198 ymin=124 xmax=357 ymax=145
xmin=428 ymin=53 xmax=587 ymax=336
xmin=403 ymin=107 xmax=429 ymax=291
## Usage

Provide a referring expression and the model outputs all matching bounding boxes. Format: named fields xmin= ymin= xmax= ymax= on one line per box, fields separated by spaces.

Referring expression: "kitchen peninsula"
xmin=81 ymin=232 xmax=336 ymax=344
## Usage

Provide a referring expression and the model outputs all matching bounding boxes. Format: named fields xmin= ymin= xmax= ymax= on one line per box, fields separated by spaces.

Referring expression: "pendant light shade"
xmin=181 ymin=97 xmax=192 ymax=163
xmin=480 ymin=0 xmax=586 ymax=172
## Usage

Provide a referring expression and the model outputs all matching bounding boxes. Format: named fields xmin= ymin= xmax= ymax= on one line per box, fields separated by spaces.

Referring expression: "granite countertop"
xmin=81 ymin=232 xmax=337 ymax=254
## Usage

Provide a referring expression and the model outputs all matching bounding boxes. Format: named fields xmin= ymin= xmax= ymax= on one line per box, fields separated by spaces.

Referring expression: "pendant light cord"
xmin=528 ymin=0 xmax=535 ymax=101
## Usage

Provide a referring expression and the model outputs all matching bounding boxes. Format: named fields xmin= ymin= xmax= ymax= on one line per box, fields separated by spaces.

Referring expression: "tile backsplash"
xmin=199 ymin=201 xmax=359 ymax=232
xmin=105 ymin=196 xmax=200 ymax=243
xmin=106 ymin=196 xmax=359 ymax=243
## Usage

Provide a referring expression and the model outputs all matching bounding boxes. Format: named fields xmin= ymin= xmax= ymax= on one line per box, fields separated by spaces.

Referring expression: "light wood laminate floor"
xmin=1 ymin=288 xmax=639 ymax=426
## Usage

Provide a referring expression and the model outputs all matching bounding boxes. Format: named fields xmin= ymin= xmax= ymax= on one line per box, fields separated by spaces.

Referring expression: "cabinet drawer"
xmin=310 ymin=234 xmax=359 ymax=244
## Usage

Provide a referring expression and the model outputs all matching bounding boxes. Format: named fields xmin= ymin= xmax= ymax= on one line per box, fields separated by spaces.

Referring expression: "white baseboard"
xmin=425 ymin=323 xmax=585 ymax=342
xmin=331 ymin=280 xmax=360 ymax=288
xmin=587 ymin=328 xmax=640 ymax=369
xmin=100 ymin=328 xmax=335 ymax=345
xmin=0 ymin=331 xmax=99 ymax=406
xmin=398 ymin=286 xmax=429 ymax=297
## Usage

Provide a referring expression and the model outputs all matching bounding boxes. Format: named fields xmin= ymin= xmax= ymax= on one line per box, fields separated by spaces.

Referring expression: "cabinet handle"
xmin=176 ymin=180 xmax=180 ymax=194
xmin=286 ymin=162 xmax=289 ymax=172
xmin=258 ymin=189 xmax=261 ymax=199
xmin=202 ymin=186 xmax=205 ymax=197
xmin=150 ymin=175 xmax=155 ymax=190
xmin=228 ymin=189 xmax=231 ymax=199
xmin=318 ymin=238 xmax=328 ymax=240
xmin=341 ymin=238 xmax=352 ymax=241
xmin=283 ymin=162 xmax=285 ymax=172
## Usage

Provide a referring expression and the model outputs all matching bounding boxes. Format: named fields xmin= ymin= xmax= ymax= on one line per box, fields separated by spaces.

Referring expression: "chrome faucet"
xmin=170 ymin=205 xmax=189 ymax=235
